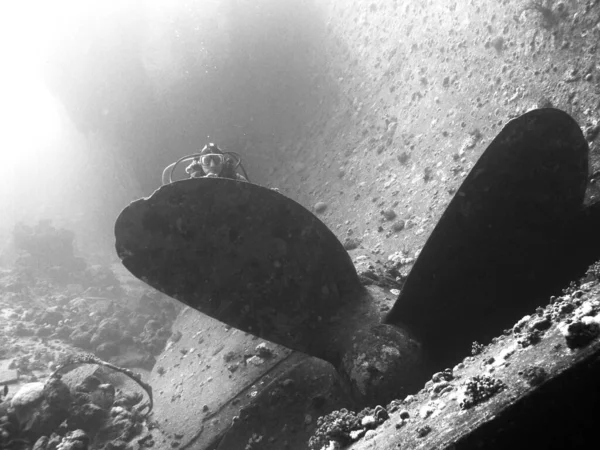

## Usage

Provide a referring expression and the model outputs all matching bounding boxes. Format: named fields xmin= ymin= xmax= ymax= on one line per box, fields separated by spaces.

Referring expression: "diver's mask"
xmin=200 ymin=154 xmax=226 ymax=166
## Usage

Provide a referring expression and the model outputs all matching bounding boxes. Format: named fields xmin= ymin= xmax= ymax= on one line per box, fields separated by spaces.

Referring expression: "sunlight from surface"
xmin=0 ymin=75 xmax=62 ymax=165
xmin=0 ymin=0 xmax=166 ymax=229
xmin=0 ymin=0 xmax=176 ymax=166
xmin=0 ymin=0 xmax=208 ymax=252
xmin=1 ymin=0 xmax=88 ymax=166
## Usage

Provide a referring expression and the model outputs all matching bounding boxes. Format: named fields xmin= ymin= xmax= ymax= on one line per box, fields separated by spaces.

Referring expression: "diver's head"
xmin=199 ymin=143 xmax=225 ymax=177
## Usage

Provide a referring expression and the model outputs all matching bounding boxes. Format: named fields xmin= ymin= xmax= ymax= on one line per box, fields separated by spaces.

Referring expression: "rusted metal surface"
xmin=349 ymin=280 xmax=600 ymax=450
xmin=147 ymin=307 xmax=305 ymax=450
xmin=385 ymin=108 xmax=591 ymax=369
xmin=147 ymin=286 xmax=413 ymax=450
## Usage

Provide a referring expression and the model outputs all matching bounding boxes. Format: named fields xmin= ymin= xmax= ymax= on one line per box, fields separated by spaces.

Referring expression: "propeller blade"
xmin=385 ymin=108 xmax=590 ymax=368
xmin=115 ymin=179 xmax=362 ymax=361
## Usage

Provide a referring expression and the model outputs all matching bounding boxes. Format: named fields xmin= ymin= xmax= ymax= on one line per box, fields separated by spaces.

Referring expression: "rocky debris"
xmin=531 ymin=317 xmax=552 ymax=331
xmin=380 ymin=209 xmax=397 ymax=221
xmin=559 ymin=318 xmax=600 ymax=348
xmin=255 ymin=343 xmax=274 ymax=358
xmin=137 ymin=320 xmax=172 ymax=357
xmin=397 ymin=152 xmax=410 ymax=165
xmin=516 ymin=329 xmax=542 ymax=348
xmin=0 ymin=355 xmax=152 ymax=450
xmin=1 ymin=264 xmax=177 ymax=377
xmin=343 ymin=238 xmax=361 ymax=251
xmin=390 ymin=221 xmax=405 ymax=233
xmin=0 ymin=365 xmax=18 ymax=385
xmin=6 ymin=377 xmax=71 ymax=443
xmin=6 ymin=221 xmax=128 ymax=300
xmin=415 ymin=425 xmax=432 ymax=438
xmin=458 ymin=375 xmax=506 ymax=409
xmin=82 ymin=266 xmax=121 ymax=293
xmin=518 ymin=366 xmax=548 ymax=386
xmin=387 ymin=251 xmax=414 ymax=268
xmin=471 ymin=341 xmax=485 ymax=356
xmin=11 ymin=221 xmax=86 ymax=285
xmin=10 ymin=382 xmax=46 ymax=424
xmin=511 ymin=307 xmax=559 ymax=349
xmin=584 ymin=261 xmax=600 ymax=283
xmin=308 ymin=405 xmax=389 ymax=450
xmin=353 ymin=253 xmax=410 ymax=290
xmin=39 ymin=429 xmax=90 ymax=450
xmin=314 ymin=202 xmax=328 ymax=214
xmin=356 ymin=266 xmax=402 ymax=289
xmin=50 ymin=353 xmax=152 ymax=416
xmin=584 ymin=122 xmax=600 ymax=142
xmin=431 ymin=369 xmax=454 ymax=384
xmin=0 ymin=223 xmax=168 ymax=450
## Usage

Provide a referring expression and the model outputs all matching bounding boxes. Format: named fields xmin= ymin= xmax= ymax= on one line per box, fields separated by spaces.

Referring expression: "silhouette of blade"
xmin=385 ymin=108 xmax=589 ymax=368
xmin=115 ymin=179 xmax=361 ymax=359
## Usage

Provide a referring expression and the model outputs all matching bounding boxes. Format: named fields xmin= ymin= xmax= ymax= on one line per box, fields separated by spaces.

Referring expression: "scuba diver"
xmin=162 ymin=143 xmax=250 ymax=185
